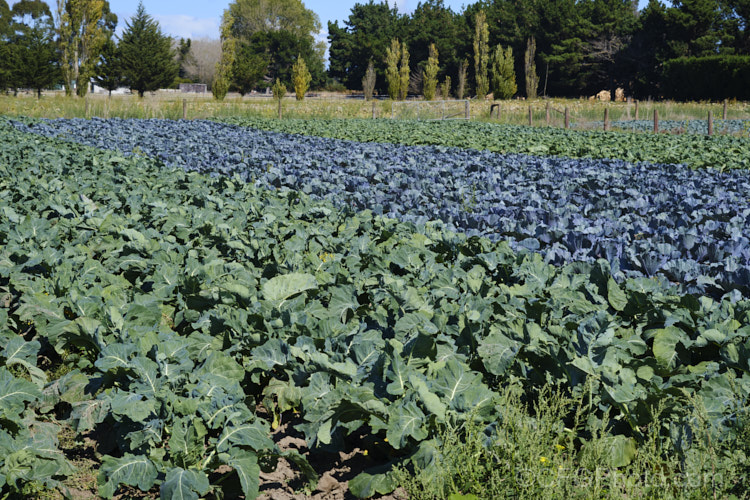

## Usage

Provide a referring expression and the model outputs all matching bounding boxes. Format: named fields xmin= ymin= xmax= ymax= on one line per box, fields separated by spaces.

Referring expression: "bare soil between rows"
xmin=54 ymin=411 xmax=407 ymax=500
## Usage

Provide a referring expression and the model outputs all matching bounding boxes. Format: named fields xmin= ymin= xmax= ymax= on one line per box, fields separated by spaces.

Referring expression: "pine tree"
xmin=93 ymin=36 xmax=121 ymax=95
xmin=119 ymin=2 xmax=177 ymax=97
xmin=231 ymin=41 xmax=267 ymax=95
xmin=491 ymin=45 xmax=517 ymax=100
xmin=473 ymin=10 xmax=489 ymax=98
xmin=10 ymin=0 xmax=59 ymax=98
xmin=422 ymin=43 xmax=439 ymax=101
xmin=292 ymin=54 xmax=311 ymax=100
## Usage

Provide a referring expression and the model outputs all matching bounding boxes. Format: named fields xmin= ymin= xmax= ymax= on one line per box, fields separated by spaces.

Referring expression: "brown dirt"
xmin=256 ymin=415 xmax=407 ymax=500
xmin=51 ymin=413 xmax=407 ymax=499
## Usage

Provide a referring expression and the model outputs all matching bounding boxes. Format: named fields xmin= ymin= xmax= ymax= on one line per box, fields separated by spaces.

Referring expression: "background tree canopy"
xmin=327 ymin=0 xmax=750 ymax=100
xmin=2 ymin=0 xmax=750 ymax=100
xmin=223 ymin=0 xmax=325 ymax=91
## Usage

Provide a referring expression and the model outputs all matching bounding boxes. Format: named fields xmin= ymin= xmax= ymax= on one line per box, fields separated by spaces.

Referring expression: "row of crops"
xmin=213 ymin=116 xmax=750 ymax=170
xmin=1 ymin=118 xmax=750 ymax=498
xmin=582 ymin=118 xmax=750 ymax=136
xmin=14 ymin=118 xmax=750 ymax=299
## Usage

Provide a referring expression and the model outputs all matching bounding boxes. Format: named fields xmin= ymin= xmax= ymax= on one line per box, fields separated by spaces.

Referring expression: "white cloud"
xmin=154 ymin=15 xmax=220 ymax=40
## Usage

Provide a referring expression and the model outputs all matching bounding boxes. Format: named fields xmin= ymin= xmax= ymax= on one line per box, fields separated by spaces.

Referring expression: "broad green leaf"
xmin=607 ymin=278 xmax=627 ymax=311
xmin=98 ymin=454 xmax=158 ymax=499
xmin=348 ymin=471 xmax=397 ymax=498
xmin=0 ymin=368 xmax=42 ymax=418
xmin=328 ymin=285 xmax=359 ymax=323
xmin=2 ymin=336 xmax=40 ymax=366
xmin=477 ymin=329 xmax=519 ymax=376
xmin=430 ymin=359 xmax=491 ymax=412
xmin=222 ymin=281 xmax=253 ymax=300
xmin=200 ymin=352 xmax=245 ymax=383
xmin=409 ymin=374 xmax=446 ymax=422
xmin=108 ymin=391 xmax=157 ymax=422
xmin=227 ymin=450 xmax=260 ymax=499
xmin=386 ymin=400 xmax=428 ymax=449
xmin=652 ymin=327 xmax=685 ymax=371
xmin=215 ymin=421 xmax=274 ymax=453
xmin=95 ymin=344 xmax=137 ymax=372
xmin=262 ymin=273 xmax=317 ymax=302
xmin=168 ymin=417 xmax=206 ymax=468
xmin=602 ymin=435 xmax=637 ymax=468
xmin=70 ymin=399 xmax=110 ymax=432
xmin=701 ymin=329 xmax=727 ymax=344
xmin=160 ymin=467 xmax=210 ymax=500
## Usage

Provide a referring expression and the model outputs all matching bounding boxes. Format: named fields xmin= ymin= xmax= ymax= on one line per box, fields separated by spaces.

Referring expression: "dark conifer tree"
xmin=119 ymin=2 xmax=177 ymax=97
xmin=9 ymin=0 xmax=59 ymax=98
xmin=94 ymin=37 xmax=122 ymax=95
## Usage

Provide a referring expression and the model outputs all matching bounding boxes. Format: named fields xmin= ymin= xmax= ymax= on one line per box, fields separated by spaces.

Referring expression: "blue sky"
xmin=105 ymin=1 xmax=471 ymax=39
xmin=12 ymin=0 xmax=651 ymax=39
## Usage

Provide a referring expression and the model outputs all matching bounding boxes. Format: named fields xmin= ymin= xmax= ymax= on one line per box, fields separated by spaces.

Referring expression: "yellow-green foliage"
xmin=491 ymin=45 xmax=517 ymax=100
xmin=385 ymin=39 xmax=400 ymax=100
xmin=292 ymin=55 xmax=311 ymax=100
xmin=473 ymin=10 xmax=489 ymax=98
xmin=398 ymin=41 xmax=410 ymax=101
xmin=213 ymin=13 xmax=236 ymax=101
xmin=440 ymin=76 xmax=451 ymax=99
xmin=422 ymin=43 xmax=439 ymax=101
xmin=58 ymin=0 xmax=109 ymax=97
xmin=272 ymin=78 xmax=286 ymax=100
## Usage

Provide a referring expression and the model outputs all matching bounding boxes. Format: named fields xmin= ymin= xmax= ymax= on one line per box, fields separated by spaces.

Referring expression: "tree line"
xmin=3 ymin=0 xmax=750 ymax=100
xmin=0 ymin=0 xmax=181 ymax=97
xmin=328 ymin=0 xmax=750 ymax=100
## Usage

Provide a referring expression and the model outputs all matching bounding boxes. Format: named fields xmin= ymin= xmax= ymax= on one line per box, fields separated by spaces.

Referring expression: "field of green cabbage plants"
xmin=2 ymin=117 xmax=750 ymax=500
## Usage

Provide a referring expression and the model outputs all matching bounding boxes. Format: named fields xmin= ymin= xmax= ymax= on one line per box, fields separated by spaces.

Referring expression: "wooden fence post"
xmin=465 ymin=100 xmax=470 ymax=120
xmin=653 ymin=109 xmax=659 ymax=133
xmin=564 ymin=107 xmax=570 ymax=129
xmin=182 ymin=99 xmax=187 ymax=120
xmin=708 ymin=110 xmax=713 ymax=136
xmin=723 ymin=99 xmax=728 ymax=120
xmin=528 ymin=105 xmax=533 ymax=126
xmin=604 ymin=108 xmax=610 ymax=131
xmin=635 ymin=100 xmax=639 ymax=120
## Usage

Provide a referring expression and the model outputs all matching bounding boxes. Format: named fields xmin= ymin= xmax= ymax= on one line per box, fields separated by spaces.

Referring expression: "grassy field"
xmin=2 ymin=90 xmax=750 ymax=129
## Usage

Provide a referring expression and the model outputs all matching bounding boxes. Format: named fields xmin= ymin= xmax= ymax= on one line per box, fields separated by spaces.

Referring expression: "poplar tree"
xmin=457 ymin=58 xmax=468 ymax=99
xmin=213 ymin=12 xmax=235 ymax=100
xmin=385 ymin=38 xmax=400 ymax=100
xmin=524 ymin=36 xmax=539 ymax=99
xmin=398 ymin=40 xmax=409 ymax=100
xmin=422 ymin=42 xmax=439 ymax=100
xmin=473 ymin=10 xmax=489 ymax=98
xmin=362 ymin=59 xmax=375 ymax=100
xmin=119 ymin=2 xmax=177 ymax=97
xmin=57 ymin=0 xmax=115 ymax=97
